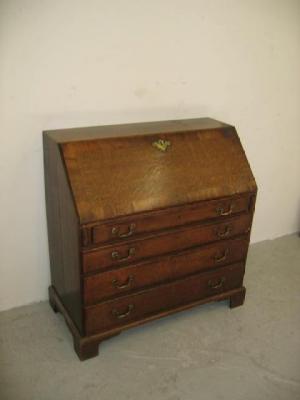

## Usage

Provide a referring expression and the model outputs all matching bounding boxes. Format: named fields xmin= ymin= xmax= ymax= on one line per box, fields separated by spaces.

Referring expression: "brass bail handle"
xmin=216 ymin=203 xmax=234 ymax=216
xmin=208 ymin=277 xmax=226 ymax=289
xmin=111 ymin=247 xmax=136 ymax=261
xmin=112 ymin=275 xmax=134 ymax=290
xmin=112 ymin=223 xmax=136 ymax=238
xmin=214 ymin=248 xmax=229 ymax=263
xmin=112 ymin=304 xmax=134 ymax=319
xmin=215 ymin=225 xmax=231 ymax=238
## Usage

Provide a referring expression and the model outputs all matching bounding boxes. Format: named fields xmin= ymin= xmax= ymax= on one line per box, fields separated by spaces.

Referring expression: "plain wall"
xmin=1 ymin=0 xmax=300 ymax=312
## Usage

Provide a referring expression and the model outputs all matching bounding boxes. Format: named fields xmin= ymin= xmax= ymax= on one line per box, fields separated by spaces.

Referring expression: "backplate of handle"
xmin=208 ymin=277 xmax=226 ymax=289
xmin=111 ymin=247 xmax=136 ymax=261
xmin=112 ymin=223 xmax=136 ymax=238
xmin=112 ymin=304 xmax=134 ymax=319
xmin=112 ymin=275 xmax=134 ymax=289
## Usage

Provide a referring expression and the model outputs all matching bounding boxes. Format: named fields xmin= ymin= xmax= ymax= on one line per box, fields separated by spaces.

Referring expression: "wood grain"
xmin=49 ymin=284 xmax=246 ymax=360
xmin=84 ymin=263 xmax=245 ymax=335
xmin=88 ymin=193 xmax=251 ymax=246
xmin=44 ymin=117 xmax=231 ymax=143
xmin=43 ymin=134 xmax=83 ymax=333
xmin=44 ymin=117 xmax=257 ymax=359
xmin=82 ymin=214 xmax=252 ymax=273
xmin=83 ymin=236 xmax=249 ymax=305
xmin=45 ymin=118 xmax=256 ymax=224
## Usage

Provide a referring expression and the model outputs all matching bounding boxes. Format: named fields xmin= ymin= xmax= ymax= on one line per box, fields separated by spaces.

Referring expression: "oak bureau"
xmin=43 ymin=118 xmax=257 ymax=360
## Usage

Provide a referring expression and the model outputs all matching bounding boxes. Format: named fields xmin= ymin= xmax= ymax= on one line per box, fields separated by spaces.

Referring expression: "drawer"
xmin=82 ymin=214 xmax=251 ymax=274
xmin=86 ymin=193 xmax=252 ymax=246
xmin=83 ymin=236 xmax=249 ymax=305
xmin=84 ymin=262 xmax=245 ymax=335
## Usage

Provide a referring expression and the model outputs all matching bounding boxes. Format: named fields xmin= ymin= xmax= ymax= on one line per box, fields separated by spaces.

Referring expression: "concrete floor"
xmin=0 ymin=234 xmax=299 ymax=400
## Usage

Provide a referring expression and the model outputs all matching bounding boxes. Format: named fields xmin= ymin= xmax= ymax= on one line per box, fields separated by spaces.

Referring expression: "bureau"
xmin=43 ymin=117 xmax=257 ymax=360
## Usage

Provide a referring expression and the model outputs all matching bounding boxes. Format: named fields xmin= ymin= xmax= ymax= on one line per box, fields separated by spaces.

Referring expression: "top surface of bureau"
xmin=44 ymin=118 xmax=257 ymax=224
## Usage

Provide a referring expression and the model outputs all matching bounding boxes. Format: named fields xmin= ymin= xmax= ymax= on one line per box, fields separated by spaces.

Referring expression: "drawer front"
xmin=88 ymin=194 xmax=251 ymax=246
xmin=83 ymin=237 xmax=249 ymax=305
xmin=82 ymin=214 xmax=251 ymax=274
xmin=84 ymin=263 xmax=245 ymax=335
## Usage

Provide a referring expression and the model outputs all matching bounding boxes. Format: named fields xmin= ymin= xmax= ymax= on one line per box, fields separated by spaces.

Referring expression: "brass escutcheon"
xmin=152 ymin=139 xmax=171 ymax=152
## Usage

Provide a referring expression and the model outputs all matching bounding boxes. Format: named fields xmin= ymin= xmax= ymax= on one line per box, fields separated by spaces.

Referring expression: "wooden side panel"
xmin=43 ymin=133 xmax=83 ymax=334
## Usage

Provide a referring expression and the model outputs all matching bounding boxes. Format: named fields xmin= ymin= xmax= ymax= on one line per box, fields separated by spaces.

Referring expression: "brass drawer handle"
xmin=112 ymin=275 xmax=134 ymax=290
xmin=215 ymin=225 xmax=231 ymax=238
xmin=112 ymin=304 xmax=134 ymax=319
xmin=216 ymin=203 xmax=234 ymax=216
xmin=214 ymin=248 xmax=229 ymax=263
xmin=112 ymin=223 xmax=136 ymax=238
xmin=208 ymin=277 xmax=226 ymax=289
xmin=111 ymin=247 xmax=136 ymax=261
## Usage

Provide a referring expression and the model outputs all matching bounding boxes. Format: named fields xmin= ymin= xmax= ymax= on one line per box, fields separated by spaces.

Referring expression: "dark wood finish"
xmin=83 ymin=236 xmax=249 ymax=305
xmin=43 ymin=134 xmax=83 ymax=333
xmin=230 ymin=286 xmax=246 ymax=308
xmin=73 ymin=339 xmax=100 ymax=361
xmin=44 ymin=118 xmax=230 ymax=143
xmin=44 ymin=118 xmax=257 ymax=360
xmin=85 ymin=263 xmax=245 ymax=335
xmin=49 ymin=286 xmax=59 ymax=313
xmin=45 ymin=118 xmax=256 ymax=224
xmin=88 ymin=193 xmax=251 ymax=246
xmin=49 ymin=284 xmax=246 ymax=360
xmin=82 ymin=214 xmax=252 ymax=273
